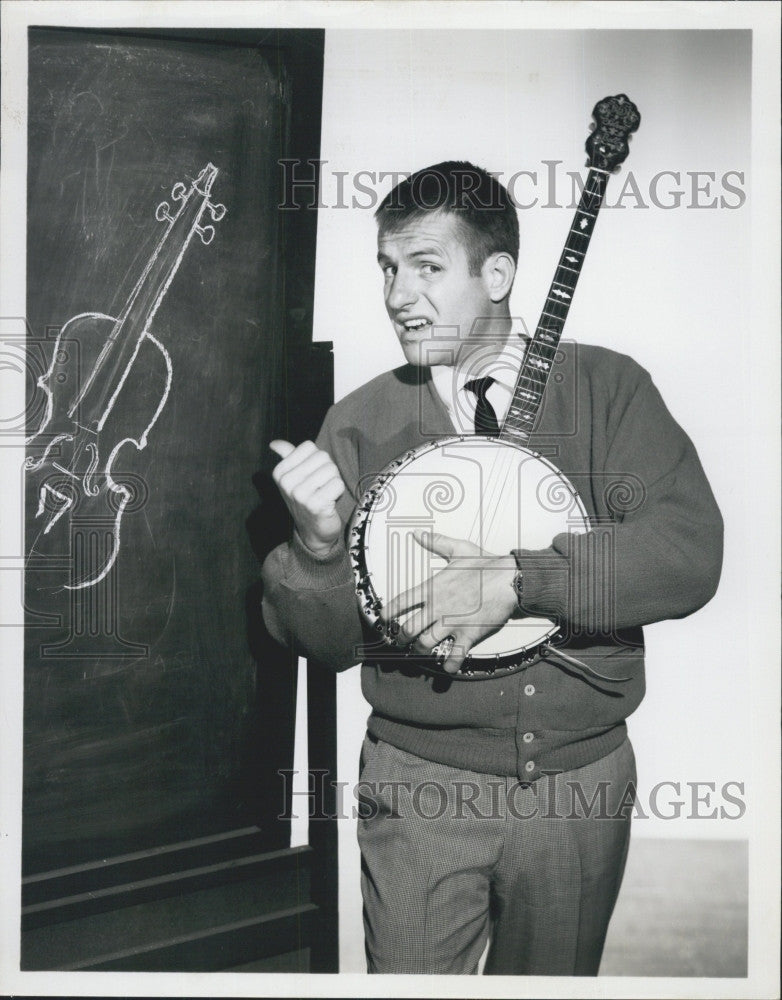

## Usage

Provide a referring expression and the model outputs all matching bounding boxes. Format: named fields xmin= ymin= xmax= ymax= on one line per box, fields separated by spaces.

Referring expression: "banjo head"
xmin=350 ymin=435 xmax=589 ymax=675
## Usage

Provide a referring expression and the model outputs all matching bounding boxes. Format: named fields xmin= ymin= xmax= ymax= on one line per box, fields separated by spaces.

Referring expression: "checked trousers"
xmin=357 ymin=734 xmax=636 ymax=975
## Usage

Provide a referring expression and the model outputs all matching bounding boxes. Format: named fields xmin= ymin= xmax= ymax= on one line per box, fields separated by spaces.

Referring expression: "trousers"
xmin=357 ymin=733 xmax=636 ymax=975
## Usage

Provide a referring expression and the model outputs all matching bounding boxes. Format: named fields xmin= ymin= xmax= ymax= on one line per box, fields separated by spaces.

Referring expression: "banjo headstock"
xmin=586 ymin=93 xmax=640 ymax=171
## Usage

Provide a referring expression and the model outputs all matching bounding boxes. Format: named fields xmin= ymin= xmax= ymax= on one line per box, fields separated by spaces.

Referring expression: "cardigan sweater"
xmin=261 ymin=342 xmax=723 ymax=782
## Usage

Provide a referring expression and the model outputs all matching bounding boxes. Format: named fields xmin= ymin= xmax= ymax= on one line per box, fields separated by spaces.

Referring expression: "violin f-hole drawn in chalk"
xmin=25 ymin=163 xmax=226 ymax=590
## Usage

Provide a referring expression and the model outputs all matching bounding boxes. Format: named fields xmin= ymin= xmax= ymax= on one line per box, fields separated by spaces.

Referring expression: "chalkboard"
xmin=23 ymin=28 xmax=325 ymax=873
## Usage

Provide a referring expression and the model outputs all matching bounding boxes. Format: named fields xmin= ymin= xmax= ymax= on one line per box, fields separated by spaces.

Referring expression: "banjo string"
xmin=480 ymin=447 xmax=515 ymax=546
xmin=465 ymin=442 xmax=517 ymax=550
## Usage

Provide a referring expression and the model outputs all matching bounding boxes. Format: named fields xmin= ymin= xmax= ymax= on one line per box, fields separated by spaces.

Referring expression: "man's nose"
xmin=385 ymin=269 xmax=417 ymax=311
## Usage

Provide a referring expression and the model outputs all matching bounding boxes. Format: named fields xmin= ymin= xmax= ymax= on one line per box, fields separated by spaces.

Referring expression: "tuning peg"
xmin=196 ymin=224 xmax=215 ymax=245
xmin=155 ymin=201 xmax=174 ymax=223
xmin=208 ymin=201 xmax=226 ymax=222
xmin=171 ymin=182 xmax=187 ymax=201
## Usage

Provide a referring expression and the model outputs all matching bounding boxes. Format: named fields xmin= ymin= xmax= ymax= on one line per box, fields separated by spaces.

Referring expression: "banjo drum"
xmin=350 ymin=95 xmax=641 ymax=679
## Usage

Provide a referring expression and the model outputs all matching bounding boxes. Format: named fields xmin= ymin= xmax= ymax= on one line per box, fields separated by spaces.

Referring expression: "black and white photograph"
xmin=0 ymin=2 xmax=779 ymax=997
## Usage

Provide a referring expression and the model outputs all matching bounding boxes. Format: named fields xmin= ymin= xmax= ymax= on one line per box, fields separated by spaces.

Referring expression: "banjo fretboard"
xmin=500 ymin=168 xmax=609 ymax=445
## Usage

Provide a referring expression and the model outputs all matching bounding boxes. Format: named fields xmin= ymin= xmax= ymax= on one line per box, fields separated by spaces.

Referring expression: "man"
xmin=261 ymin=162 xmax=723 ymax=975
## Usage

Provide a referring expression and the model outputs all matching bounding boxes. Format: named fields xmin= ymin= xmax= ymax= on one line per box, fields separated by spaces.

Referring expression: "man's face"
xmin=377 ymin=212 xmax=498 ymax=368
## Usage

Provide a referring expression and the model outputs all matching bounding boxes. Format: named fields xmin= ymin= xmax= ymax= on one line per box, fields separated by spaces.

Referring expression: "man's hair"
xmin=375 ymin=160 xmax=519 ymax=276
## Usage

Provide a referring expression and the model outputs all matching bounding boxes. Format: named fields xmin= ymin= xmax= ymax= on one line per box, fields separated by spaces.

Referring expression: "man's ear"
xmin=482 ymin=252 xmax=516 ymax=303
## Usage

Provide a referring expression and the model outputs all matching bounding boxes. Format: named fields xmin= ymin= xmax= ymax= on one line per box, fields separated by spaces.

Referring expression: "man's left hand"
xmin=380 ymin=531 xmax=518 ymax=674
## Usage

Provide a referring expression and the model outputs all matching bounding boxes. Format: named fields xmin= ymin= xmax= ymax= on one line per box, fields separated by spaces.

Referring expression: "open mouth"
xmin=400 ymin=317 xmax=431 ymax=332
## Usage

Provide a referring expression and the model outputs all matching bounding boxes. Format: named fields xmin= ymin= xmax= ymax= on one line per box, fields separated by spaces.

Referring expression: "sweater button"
xmin=523 ymin=732 xmax=534 ymax=743
xmin=524 ymin=684 xmax=535 ymax=696
xmin=524 ymin=760 xmax=535 ymax=773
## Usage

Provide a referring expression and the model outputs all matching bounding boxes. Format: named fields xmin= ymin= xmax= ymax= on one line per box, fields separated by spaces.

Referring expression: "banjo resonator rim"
xmin=349 ymin=434 xmax=590 ymax=681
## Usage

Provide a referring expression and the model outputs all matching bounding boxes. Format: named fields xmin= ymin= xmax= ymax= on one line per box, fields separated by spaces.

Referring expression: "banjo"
xmin=350 ymin=94 xmax=641 ymax=680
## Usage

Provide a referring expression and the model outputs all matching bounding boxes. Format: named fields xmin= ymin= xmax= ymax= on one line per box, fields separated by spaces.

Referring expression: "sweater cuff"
xmin=286 ymin=530 xmax=353 ymax=590
xmin=512 ymin=546 xmax=570 ymax=620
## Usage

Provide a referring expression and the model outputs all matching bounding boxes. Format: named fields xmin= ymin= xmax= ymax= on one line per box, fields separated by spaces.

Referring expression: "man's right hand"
xmin=269 ymin=440 xmax=346 ymax=558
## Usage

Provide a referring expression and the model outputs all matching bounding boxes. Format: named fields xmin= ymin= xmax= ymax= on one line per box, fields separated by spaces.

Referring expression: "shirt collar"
xmin=430 ymin=322 xmax=529 ymax=413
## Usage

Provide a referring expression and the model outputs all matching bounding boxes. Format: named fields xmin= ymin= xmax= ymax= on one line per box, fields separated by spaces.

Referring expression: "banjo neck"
xmin=500 ymin=93 xmax=641 ymax=446
xmin=500 ymin=169 xmax=609 ymax=445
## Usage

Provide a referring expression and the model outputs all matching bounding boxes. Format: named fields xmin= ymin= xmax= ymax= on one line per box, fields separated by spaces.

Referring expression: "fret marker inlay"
xmin=497 ymin=93 xmax=640 ymax=450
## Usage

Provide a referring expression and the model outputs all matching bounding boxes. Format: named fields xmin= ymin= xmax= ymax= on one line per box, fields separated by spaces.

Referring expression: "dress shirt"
xmin=430 ymin=329 xmax=529 ymax=434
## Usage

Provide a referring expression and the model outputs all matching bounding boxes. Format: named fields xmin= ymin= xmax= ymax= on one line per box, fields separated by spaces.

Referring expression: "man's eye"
xmin=382 ymin=265 xmax=396 ymax=277
xmin=421 ymin=263 xmax=441 ymax=276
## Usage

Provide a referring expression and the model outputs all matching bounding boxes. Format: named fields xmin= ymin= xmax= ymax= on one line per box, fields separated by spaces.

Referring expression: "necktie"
xmin=464 ymin=376 xmax=500 ymax=436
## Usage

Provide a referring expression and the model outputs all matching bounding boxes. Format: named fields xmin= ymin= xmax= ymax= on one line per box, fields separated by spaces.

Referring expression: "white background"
xmin=1 ymin=3 xmax=779 ymax=999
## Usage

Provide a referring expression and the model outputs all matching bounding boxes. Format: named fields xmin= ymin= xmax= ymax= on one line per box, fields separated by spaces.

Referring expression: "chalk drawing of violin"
xmin=25 ymin=163 xmax=226 ymax=590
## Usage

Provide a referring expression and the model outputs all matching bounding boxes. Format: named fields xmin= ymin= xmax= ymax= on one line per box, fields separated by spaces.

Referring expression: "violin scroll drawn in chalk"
xmin=25 ymin=163 xmax=226 ymax=590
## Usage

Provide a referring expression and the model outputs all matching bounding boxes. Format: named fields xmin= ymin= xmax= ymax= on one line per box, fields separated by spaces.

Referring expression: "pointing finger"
xmin=269 ymin=439 xmax=295 ymax=460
